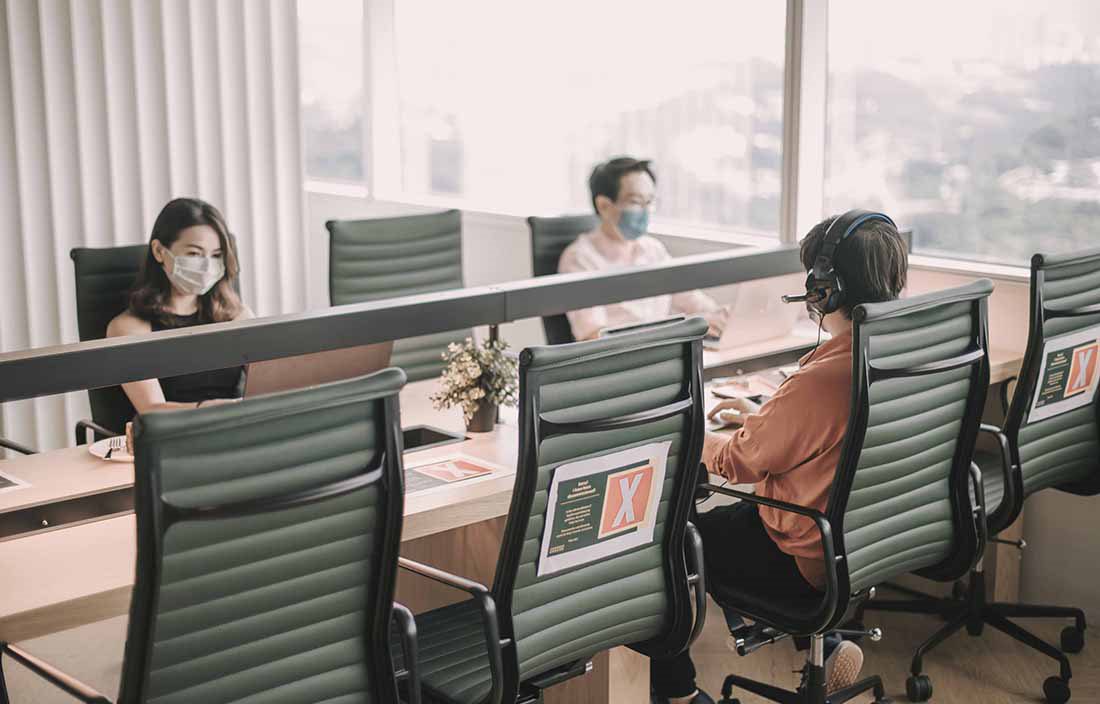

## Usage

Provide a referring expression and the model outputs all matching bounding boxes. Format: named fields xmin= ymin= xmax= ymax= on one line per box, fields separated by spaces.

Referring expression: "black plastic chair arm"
xmin=699 ymin=484 xmax=839 ymax=635
xmin=397 ymin=557 xmax=505 ymax=704
xmin=74 ymin=419 xmax=117 ymax=446
xmin=684 ymin=521 xmax=707 ymax=649
xmin=391 ymin=602 xmax=421 ymax=704
xmin=997 ymin=376 xmax=1016 ymax=417
xmin=0 ymin=437 xmax=35 ymax=455
xmin=0 ymin=643 xmax=111 ymax=703
xmin=977 ymin=423 xmax=1015 ymax=526
xmin=967 ymin=462 xmax=988 ymax=562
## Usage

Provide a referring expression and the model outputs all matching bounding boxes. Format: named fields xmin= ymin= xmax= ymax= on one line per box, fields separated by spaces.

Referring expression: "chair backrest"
xmin=118 ymin=368 xmax=407 ymax=704
xmin=829 ymin=281 xmax=992 ymax=610
xmin=526 ymin=214 xmax=598 ymax=345
xmin=71 ymin=239 xmax=245 ymax=433
xmin=327 ymin=210 xmax=469 ymax=382
xmin=71 ymin=245 xmax=149 ymax=432
xmin=1003 ymin=248 xmax=1100 ymax=513
xmin=491 ymin=317 xmax=707 ymax=697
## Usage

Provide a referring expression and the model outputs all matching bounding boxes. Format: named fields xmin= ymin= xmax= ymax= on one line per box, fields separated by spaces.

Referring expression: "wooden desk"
xmin=702 ymin=327 xmax=818 ymax=380
xmin=0 ymin=380 xmax=517 ymax=640
xmin=989 ymin=346 xmax=1023 ymax=386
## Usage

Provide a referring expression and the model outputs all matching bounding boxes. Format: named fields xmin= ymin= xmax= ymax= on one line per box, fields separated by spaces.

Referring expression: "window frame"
xmin=302 ymin=0 xmax=1032 ymax=277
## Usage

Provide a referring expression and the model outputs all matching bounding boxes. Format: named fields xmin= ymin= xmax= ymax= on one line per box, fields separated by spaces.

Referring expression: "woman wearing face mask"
xmin=106 ymin=197 xmax=254 ymax=413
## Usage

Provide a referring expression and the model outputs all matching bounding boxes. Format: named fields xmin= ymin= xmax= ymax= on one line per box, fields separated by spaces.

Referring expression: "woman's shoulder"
xmin=106 ymin=309 xmax=152 ymax=337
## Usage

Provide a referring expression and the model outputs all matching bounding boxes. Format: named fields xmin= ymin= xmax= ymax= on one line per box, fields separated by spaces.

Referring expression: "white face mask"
xmin=162 ymin=249 xmax=225 ymax=296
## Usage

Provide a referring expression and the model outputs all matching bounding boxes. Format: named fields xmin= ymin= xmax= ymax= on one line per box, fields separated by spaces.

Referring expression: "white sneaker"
xmin=825 ymin=641 xmax=864 ymax=695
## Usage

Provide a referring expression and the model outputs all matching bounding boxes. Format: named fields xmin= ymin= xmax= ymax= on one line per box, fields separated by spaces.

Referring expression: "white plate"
xmin=88 ymin=437 xmax=133 ymax=463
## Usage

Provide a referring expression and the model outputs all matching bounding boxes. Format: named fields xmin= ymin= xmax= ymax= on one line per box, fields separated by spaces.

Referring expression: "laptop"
xmin=243 ymin=341 xmax=395 ymax=398
xmin=704 ymin=278 xmax=802 ymax=350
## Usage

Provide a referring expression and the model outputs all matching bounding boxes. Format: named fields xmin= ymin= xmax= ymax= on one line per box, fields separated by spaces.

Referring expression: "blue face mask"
xmin=617 ymin=207 xmax=649 ymax=240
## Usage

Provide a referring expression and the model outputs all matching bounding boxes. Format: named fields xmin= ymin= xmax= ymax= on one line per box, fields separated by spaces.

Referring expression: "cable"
xmin=800 ymin=311 xmax=827 ymax=366
xmin=695 ymin=477 xmax=729 ymax=507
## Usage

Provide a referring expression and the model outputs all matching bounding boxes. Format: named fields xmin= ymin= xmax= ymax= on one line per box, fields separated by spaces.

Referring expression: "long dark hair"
xmin=129 ymin=198 xmax=242 ymax=325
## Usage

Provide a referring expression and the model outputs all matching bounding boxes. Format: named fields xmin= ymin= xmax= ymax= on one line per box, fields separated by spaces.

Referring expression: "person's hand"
xmin=707 ymin=397 xmax=761 ymax=427
xmin=197 ymin=398 xmax=242 ymax=408
xmin=704 ymin=306 xmax=730 ymax=338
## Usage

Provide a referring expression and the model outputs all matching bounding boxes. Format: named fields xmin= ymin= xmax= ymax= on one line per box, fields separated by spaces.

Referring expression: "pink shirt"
xmin=557 ymin=228 xmax=717 ymax=340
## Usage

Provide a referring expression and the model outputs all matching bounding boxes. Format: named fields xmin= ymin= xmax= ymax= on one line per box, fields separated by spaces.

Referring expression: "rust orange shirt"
xmin=703 ymin=328 xmax=853 ymax=589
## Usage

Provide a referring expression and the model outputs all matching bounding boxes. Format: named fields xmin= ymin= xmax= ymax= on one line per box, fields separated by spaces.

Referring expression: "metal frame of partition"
xmin=0 ymin=246 xmax=800 ymax=404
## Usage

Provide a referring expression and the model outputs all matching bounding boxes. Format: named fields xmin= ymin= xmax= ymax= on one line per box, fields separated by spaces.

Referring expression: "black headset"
xmin=782 ymin=209 xmax=897 ymax=316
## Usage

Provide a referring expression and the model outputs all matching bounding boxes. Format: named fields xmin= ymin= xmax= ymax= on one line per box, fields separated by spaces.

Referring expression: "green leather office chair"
xmin=70 ymin=244 xmax=148 ymax=440
xmin=526 ymin=214 xmax=598 ymax=345
xmin=866 ymin=250 xmax=1099 ymax=704
xmin=0 ymin=369 xmax=421 ymax=704
xmin=392 ymin=317 xmax=709 ymax=703
xmin=327 ymin=210 xmax=471 ymax=382
xmin=703 ymin=280 xmax=993 ymax=704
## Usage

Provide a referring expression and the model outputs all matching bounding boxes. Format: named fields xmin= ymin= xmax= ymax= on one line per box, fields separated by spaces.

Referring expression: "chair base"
xmin=717 ymin=666 xmax=889 ymax=704
xmin=864 ymin=572 xmax=1086 ymax=703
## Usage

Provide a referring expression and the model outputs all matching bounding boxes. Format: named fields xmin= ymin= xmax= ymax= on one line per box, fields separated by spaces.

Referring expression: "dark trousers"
xmin=651 ymin=501 xmax=821 ymax=699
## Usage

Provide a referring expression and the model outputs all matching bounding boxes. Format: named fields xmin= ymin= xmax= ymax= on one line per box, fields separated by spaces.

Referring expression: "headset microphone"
xmin=781 ymin=209 xmax=896 ymax=315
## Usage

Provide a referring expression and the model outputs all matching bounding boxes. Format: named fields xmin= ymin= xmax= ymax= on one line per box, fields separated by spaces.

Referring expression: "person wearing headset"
xmin=106 ymin=197 xmax=254 ymax=414
xmin=650 ymin=212 xmax=909 ymax=704
xmin=558 ymin=156 xmax=727 ymax=340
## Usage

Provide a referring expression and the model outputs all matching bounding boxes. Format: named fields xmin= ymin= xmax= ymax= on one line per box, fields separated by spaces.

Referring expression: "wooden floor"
xmin=693 ymin=596 xmax=1099 ymax=703
xmin=3 ymin=602 xmax=1098 ymax=703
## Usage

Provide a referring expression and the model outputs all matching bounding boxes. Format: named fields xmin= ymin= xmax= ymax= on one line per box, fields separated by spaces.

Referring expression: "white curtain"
xmin=0 ymin=0 xmax=307 ymax=453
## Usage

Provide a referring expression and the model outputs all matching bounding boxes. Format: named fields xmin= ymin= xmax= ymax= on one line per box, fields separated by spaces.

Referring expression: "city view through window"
xmin=828 ymin=0 xmax=1100 ymax=265
xmin=299 ymin=1 xmax=1100 ymax=264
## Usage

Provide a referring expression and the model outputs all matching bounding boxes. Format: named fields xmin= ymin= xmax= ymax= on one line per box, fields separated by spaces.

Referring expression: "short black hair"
xmin=588 ymin=157 xmax=656 ymax=213
xmin=799 ymin=214 xmax=909 ymax=319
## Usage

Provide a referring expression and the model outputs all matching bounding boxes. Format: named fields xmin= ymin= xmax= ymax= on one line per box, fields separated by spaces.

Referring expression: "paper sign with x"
xmin=597 ymin=464 xmax=655 ymax=539
xmin=1066 ymin=343 xmax=1099 ymax=397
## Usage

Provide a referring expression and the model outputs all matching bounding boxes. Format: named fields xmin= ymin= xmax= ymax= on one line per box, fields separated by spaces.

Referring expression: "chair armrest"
xmin=0 ymin=437 xmax=35 ymax=455
xmin=390 ymin=602 xmax=421 ymax=704
xmin=997 ymin=376 xmax=1017 ymax=416
xmin=397 ymin=557 xmax=505 ymax=704
xmin=968 ymin=462 xmax=988 ymax=564
xmin=700 ymin=485 xmax=839 ymax=635
xmin=74 ymin=419 xmax=117 ymax=446
xmin=0 ymin=643 xmax=112 ymax=703
xmin=684 ymin=521 xmax=707 ymax=649
xmin=977 ymin=423 xmax=1016 ymax=524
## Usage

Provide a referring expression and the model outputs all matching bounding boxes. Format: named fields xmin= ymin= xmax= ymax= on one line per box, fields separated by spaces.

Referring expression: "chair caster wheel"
xmin=966 ymin=620 xmax=984 ymax=636
xmin=1043 ymin=675 xmax=1070 ymax=703
xmin=906 ymin=674 xmax=933 ymax=702
xmin=1061 ymin=626 xmax=1085 ymax=654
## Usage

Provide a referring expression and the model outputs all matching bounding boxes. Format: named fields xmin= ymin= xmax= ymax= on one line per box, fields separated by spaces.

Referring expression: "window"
xmin=298 ymin=0 xmax=364 ymax=181
xmin=826 ymin=0 xmax=1100 ymax=265
xmin=385 ymin=1 xmax=786 ymax=236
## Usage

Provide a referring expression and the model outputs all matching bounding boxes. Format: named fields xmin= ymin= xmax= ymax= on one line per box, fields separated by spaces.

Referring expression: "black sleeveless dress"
xmin=151 ymin=312 xmax=245 ymax=403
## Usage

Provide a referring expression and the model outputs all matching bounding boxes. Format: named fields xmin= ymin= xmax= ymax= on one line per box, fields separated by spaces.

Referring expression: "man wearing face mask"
xmin=557 ymin=157 xmax=726 ymax=341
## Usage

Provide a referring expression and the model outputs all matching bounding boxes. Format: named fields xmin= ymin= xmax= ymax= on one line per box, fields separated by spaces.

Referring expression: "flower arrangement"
xmin=431 ymin=337 xmax=518 ymax=426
